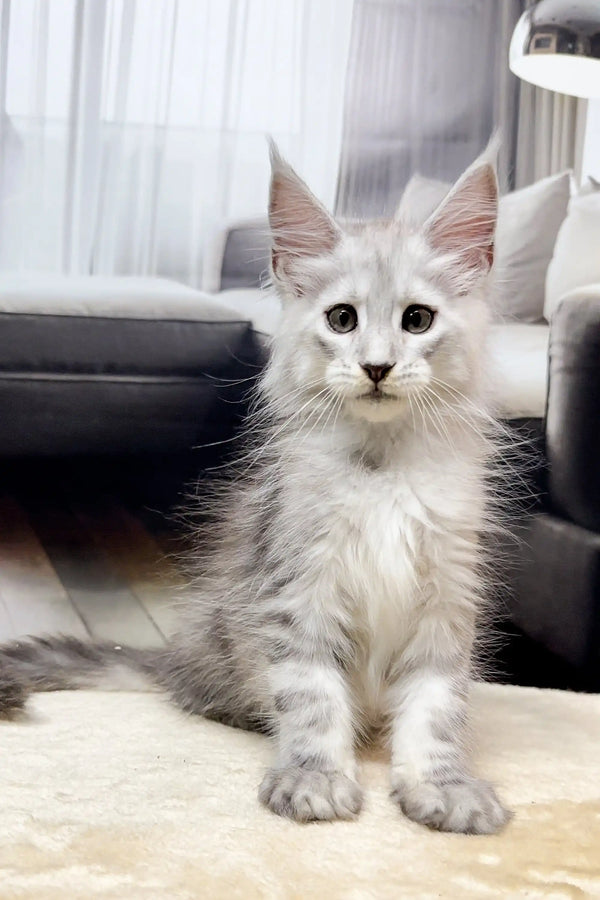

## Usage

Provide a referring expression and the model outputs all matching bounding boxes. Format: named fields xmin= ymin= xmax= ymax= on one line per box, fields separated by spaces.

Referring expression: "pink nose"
xmin=361 ymin=363 xmax=394 ymax=384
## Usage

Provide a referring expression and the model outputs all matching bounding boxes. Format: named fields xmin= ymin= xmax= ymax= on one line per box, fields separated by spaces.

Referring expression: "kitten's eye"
xmin=402 ymin=305 xmax=434 ymax=334
xmin=326 ymin=304 xmax=358 ymax=334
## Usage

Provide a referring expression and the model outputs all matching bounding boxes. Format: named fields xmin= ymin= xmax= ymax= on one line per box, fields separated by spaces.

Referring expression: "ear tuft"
xmin=424 ymin=161 xmax=498 ymax=277
xmin=268 ymin=139 xmax=340 ymax=295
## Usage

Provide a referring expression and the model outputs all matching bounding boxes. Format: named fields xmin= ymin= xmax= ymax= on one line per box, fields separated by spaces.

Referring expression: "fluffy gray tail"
xmin=0 ymin=635 xmax=162 ymax=715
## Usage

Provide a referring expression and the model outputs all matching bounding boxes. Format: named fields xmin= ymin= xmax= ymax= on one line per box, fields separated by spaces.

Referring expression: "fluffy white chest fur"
xmin=278 ymin=429 xmax=484 ymax=720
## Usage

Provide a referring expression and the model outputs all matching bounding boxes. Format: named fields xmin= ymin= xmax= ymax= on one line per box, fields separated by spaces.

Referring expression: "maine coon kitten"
xmin=0 ymin=143 xmax=511 ymax=834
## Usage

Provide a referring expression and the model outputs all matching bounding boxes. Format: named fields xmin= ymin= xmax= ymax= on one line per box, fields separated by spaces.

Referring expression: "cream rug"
xmin=2 ymin=683 xmax=600 ymax=900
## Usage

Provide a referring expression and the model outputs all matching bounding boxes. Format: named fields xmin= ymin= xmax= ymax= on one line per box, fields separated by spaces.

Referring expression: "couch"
xmin=0 ymin=274 xmax=267 ymax=457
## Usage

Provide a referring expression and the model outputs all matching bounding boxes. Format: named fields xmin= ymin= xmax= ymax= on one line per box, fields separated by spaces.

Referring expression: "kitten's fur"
xmin=0 ymin=143 xmax=511 ymax=834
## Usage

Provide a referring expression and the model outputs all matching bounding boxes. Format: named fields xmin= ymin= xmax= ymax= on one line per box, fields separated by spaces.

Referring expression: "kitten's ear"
xmin=268 ymin=139 xmax=341 ymax=295
xmin=424 ymin=160 xmax=498 ymax=278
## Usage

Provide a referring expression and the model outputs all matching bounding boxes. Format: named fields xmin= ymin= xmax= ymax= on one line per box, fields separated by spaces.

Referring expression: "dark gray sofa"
xmin=506 ymin=294 xmax=600 ymax=690
xmin=0 ymin=276 xmax=266 ymax=456
xmin=1 ymin=271 xmax=598 ymax=689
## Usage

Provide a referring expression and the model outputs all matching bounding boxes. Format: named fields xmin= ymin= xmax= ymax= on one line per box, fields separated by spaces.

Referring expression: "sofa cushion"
xmin=0 ymin=275 xmax=258 ymax=376
xmin=394 ymin=173 xmax=450 ymax=223
xmin=0 ymin=275 xmax=266 ymax=455
xmin=488 ymin=323 xmax=549 ymax=419
xmin=544 ymin=190 xmax=600 ymax=320
xmin=214 ymin=287 xmax=280 ymax=338
xmin=494 ymin=172 xmax=571 ymax=323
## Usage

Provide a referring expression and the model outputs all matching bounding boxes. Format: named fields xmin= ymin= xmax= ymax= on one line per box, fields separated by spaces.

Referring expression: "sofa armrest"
xmin=545 ymin=288 xmax=600 ymax=532
xmin=200 ymin=211 xmax=365 ymax=293
xmin=202 ymin=217 xmax=270 ymax=293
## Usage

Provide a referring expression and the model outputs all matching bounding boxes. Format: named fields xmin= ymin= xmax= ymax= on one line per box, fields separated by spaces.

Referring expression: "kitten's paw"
xmin=391 ymin=777 xmax=511 ymax=834
xmin=259 ymin=767 xmax=363 ymax=822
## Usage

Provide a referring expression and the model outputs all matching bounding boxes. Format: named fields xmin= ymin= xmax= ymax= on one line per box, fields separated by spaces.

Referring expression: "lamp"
xmin=510 ymin=0 xmax=600 ymax=98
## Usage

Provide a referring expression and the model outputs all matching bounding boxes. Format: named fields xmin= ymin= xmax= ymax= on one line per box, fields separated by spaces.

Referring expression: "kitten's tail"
xmin=0 ymin=635 xmax=164 ymax=715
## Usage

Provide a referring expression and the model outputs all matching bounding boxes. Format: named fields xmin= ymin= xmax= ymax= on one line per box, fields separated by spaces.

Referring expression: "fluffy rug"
xmin=2 ymin=683 xmax=599 ymax=899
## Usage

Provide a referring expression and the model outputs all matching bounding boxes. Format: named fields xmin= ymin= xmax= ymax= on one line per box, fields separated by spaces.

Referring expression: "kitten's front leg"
xmin=387 ymin=631 xmax=510 ymax=834
xmin=259 ymin=644 xmax=362 ymax=822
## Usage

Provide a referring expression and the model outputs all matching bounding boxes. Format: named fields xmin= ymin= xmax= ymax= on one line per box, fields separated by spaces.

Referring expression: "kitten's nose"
xmin=361 ymin=363 xmax=394 ymax=384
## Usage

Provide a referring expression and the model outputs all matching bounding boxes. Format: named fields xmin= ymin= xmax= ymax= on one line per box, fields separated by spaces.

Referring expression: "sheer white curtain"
xmin=0 ymin=0 xmax=354 ymax=285
xmin=580 ymin=99 xmax=600 ymax=182
xmin=335 ymin=0 xmax=523 ymax=217
xmin=514 ymin=85 xmax=586 ymax=188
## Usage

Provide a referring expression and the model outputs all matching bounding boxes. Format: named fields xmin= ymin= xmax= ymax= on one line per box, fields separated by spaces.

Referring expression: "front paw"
xmin=259 ymin=767 xmax=363 ymax=822
xmin=391 ymin=777 xmax=511 ymax=834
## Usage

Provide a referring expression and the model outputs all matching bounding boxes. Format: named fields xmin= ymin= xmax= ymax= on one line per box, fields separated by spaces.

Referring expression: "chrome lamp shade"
xmin=510 ymin=0 xmax=600 ymax=98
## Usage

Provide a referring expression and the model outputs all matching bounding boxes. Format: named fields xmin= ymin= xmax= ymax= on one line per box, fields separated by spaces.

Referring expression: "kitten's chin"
xmin=347 ymin=395 xmax=407 ymax=424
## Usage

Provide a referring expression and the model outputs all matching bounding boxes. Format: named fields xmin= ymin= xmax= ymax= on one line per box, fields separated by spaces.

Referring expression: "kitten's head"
xmin=265 ymin=142 xmax=498 ymax=427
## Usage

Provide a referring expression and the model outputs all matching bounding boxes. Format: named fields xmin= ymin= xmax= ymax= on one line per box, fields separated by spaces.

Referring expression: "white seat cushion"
xmin=214 ymin=287 xmax=281 ymax=337
xmin=488 ymin=323 xmax=549 ymax=419
xmin=0 ymin=274 xmax=244 ymax=320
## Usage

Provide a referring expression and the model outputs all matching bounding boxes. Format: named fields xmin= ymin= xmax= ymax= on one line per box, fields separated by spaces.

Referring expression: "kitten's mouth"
xmin=350 ymin=388 xmax=406 ymax=422
xmin=357 ymin=388 xmax=396 ymax=401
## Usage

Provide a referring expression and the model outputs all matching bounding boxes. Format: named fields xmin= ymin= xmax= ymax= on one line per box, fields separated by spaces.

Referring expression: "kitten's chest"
xmin=286 ymin=445 xmax=477 ymax=644
xmin=327 ymin=467 xmax=435 ymax=630
xmin=323 ymin=467 xmax=436 ymax=715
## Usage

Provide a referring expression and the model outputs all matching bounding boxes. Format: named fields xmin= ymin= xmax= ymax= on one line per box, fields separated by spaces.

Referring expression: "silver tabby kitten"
xmin=0 ymin=143 xmax=510 ymax=834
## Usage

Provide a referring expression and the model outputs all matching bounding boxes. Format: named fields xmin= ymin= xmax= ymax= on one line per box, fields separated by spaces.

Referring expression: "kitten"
xmin=0 ymin=142 xmax=510 ymax=834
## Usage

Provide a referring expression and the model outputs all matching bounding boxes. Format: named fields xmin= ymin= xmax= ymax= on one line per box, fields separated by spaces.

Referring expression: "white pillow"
xmin=545 ymin=191 xmax=600 ymax=320
xmin=399 ymin=171 xmax=572 ymax=323
xmin=395 ymin=174 xmax=450 ymax=225
xmin=494 ymin=171 xmax=571 ymax=322
xmin=579 ymin=175 xmax=600 ymax=195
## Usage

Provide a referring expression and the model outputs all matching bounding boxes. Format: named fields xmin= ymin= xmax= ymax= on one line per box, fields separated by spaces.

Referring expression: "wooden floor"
xmin=0 ymin=460 xmax=585 ymax=692
xmin=0 ymin=461 xmax=187 ymax=648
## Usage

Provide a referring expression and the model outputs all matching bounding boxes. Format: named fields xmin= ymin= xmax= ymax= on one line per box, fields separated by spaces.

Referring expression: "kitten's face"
xmin=288 ymin=228 xmax=489 ymax=424
xmin=266 ymin=143 xmax=497 ymax=426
